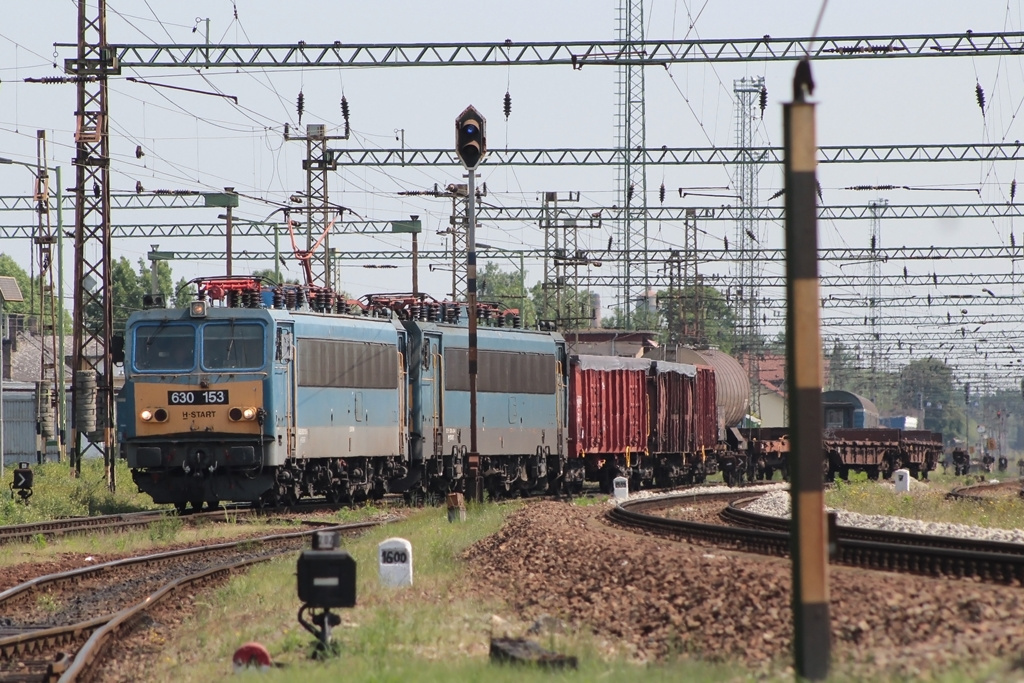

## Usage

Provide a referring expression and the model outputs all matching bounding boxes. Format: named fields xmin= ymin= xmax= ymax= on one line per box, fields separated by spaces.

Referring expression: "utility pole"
xmin=616 ymin=0 xmax=649 ymax=329
xmin=285 ymin=124 xmax=346 ymax=288
xmin=785 ymin=59 xmax=830 ymax=681
xmin=868 ymin=199 xmax=887 ymax=404
xmin=68 ymin=0 xmax=116 ymax=487
xmin=33 ymin=131 xmax=65 ymax=465
xmin=540 ymin=191 xmax=583 ymax=328
xmin=735 ymin=75 xmax=766 ymax=422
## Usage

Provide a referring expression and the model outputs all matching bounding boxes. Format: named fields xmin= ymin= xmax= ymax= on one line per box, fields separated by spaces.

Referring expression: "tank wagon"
xmin=117 ymin=278 xmax=723 ymax=509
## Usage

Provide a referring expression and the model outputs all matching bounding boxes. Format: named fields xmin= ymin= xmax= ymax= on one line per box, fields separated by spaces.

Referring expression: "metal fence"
xmin=1 ymin=383 xmax=70 ymax=468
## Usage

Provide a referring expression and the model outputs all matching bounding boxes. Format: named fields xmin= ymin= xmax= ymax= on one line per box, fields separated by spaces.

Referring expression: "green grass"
xmin=0 ymin=458 xmax=163 ymax=525
xmin=147 ymin=501 xmax=754 ymax=682
xmin=826 ymin=471 xmax=1024 ymax=530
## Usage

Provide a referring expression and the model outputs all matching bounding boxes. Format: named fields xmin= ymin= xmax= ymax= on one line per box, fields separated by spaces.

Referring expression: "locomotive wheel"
xmin=174 ymin=502 xmax=188 ymax=515
xmin=205 ymin=500 xmax=220 ymax=511
xmin=867 ymin=467 xmax=880 ymax=480
xmin=764 ymin=467 xmax=774 ymax=481
xmin=190 ymin=499 xmax=205 ymax=513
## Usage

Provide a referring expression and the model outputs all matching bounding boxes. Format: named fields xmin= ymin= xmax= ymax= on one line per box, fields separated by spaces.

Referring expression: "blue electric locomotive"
xmin=118 ymin=279 xmax=568 ymax=509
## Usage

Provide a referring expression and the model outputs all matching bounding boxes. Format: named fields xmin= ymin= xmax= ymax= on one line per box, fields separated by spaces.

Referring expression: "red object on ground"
xmin=232 ymin=642 xmax=272 ymax=671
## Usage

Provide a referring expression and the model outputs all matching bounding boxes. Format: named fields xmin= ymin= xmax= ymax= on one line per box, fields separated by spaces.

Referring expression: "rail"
xmin=0 ymin=520 xmax=381 ymax=681
xmin=609 ymin=494 xmax=1024 ymax=584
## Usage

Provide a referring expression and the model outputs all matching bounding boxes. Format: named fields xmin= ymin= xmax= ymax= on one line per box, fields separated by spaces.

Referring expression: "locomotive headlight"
xmin=140 ymin=409 xmax=153 ymax=421
xmin=229 ymin=406 xmax=258 ymax=422
xmin=154 ymin=408 xmax=169 ymax=422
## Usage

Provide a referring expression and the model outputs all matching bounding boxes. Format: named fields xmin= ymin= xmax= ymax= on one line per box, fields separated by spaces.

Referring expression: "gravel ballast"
xmin=746 ymin=489 xmax=1024 ymax=544
xmin=466 ymin=500 xmax=1024 ymax=678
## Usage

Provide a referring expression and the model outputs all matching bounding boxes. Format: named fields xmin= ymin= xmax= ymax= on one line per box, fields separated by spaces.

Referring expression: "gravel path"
xmin=746 ymin=489 xmax=1024 ymax=544
xmin=466 ymin=500 xmax=1024 ymax=678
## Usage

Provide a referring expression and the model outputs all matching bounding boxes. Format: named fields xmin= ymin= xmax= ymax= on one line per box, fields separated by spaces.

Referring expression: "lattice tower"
xmin=734 ymin=76 xmax=765 ymax=419
xmin=615 ymin=0 xmax=648 ymax=328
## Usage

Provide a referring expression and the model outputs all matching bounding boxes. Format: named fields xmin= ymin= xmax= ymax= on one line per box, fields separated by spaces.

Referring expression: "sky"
xmin=2 ymin=1 xmax=1024 ymax=393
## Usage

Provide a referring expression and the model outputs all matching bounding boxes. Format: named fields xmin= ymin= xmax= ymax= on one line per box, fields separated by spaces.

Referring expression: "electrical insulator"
xmin=626 ymin=184 xmax=634 ymax=204
xmin=870 ymin=234 xmax=876 ymax=250
xmin=723 ymin=235 xmax=729 ymax=251
xmin=341 ymin=95 xmax=350 ymax=123
xmin=759 ymin=85 xmax=767 ymax=119
xmin=976 ymin=83 xmax=986 ymax=115
xmin=297 ymin=90 xmax=305 ymax=124
xmin=659 ymin=182 xmax=665 ymax=204
xmin=503 ymin=91 xmax=512 ymax=120
xmin=135 ymin=145 xmax=145 ymax=159
xmin=1012 ymin=179 xmax=1017 ymax=202
xmin=136 ymin=180 xmax=144 ymax=194
xmin=1012 ymin=232 xmax=1017 ymax=248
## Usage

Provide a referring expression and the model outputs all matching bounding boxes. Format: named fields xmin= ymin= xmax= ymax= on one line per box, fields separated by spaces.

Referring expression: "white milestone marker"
xmin=612 ymin=476 xmax=629 ymax=501
xmin=894 ymin=468 xmax=910 ymax=493
xmin=378 ymin=537 xmax=413 ymax=588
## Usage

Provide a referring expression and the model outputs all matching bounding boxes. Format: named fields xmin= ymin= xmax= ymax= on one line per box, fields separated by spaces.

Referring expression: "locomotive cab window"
xmin=134 ymin=323 xmax=196 ymax=371
xmin=202 ymin=322 xmax=265 ymax=370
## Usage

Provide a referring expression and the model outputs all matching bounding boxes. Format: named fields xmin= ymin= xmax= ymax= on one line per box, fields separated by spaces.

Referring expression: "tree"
xmin=0 ymin=254 xmax=34 ymax=318
xmin=660 ymin=285 xmax=740 ymax=352
xmin=109 ymin=257 xmax=146 ymax=328
xmin=171 ymin=277 xmax=196 ymax=309
xmin=0 ymin=253 xmax=72 ymax=333
xmin=250 ymin=268 xmax=300 ymax=286
xmin=92 ymin=257 xmax=177 ymax=330
xmin=896 ymin=357 xmax=962 ymax=439
xmin=530 ymin=280 xmax=597 ymax=330
xmin=475 ymin=262 xmax=533 ymax=323
xmin=601 ymin=305 xmax=662 ymax=332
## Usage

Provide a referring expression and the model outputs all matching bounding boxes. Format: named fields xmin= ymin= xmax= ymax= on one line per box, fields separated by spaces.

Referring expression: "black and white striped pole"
xmin=784 ymin=59 xmax=830 ymax=681
xmin=456 ymin=106 xmax=487 ymax=503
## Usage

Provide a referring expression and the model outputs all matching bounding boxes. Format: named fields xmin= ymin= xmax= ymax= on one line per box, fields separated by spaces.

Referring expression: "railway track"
xmin=608 ymin=493 xmax=1024 ymax=584
xmin=0 ymin=520 xmax=381 ymax=682
xmin=0 ymin=495 xmax=396 ymax=547
xmin=946 ymin=478 xmax=1023 ymax=503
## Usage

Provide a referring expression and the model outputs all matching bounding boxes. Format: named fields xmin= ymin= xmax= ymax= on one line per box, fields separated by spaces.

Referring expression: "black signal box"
xmin=297 ymin=549 xmax=356 ymax=609
xmin=12 ymin=463 xmax=32 ymax=490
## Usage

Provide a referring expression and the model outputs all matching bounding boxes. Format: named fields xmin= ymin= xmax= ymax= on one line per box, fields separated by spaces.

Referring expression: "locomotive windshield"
xmin=202 ymin=322 xmax=264 ymax=370
xmin=134 ymin=323 xmax=196 ymax=371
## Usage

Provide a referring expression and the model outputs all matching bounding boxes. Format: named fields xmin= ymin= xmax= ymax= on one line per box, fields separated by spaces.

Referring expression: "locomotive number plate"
xmin=168 ymin=390 xmax=229 ymax=405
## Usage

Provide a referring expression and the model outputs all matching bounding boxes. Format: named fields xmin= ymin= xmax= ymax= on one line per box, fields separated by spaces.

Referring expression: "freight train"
xmin=116 ymin=278 xmax=720 ymax=511
xmin=116 ymin=277 xmax=941 ymax=511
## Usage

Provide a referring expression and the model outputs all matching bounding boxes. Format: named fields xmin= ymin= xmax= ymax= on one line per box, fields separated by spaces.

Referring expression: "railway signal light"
xmin=455 ymin=106 xmax=486 ymax=170
xmin=11 ymin=462 xmax=32 ymax=504
xmin=297 ymin=530 xmax=356 ymax=656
